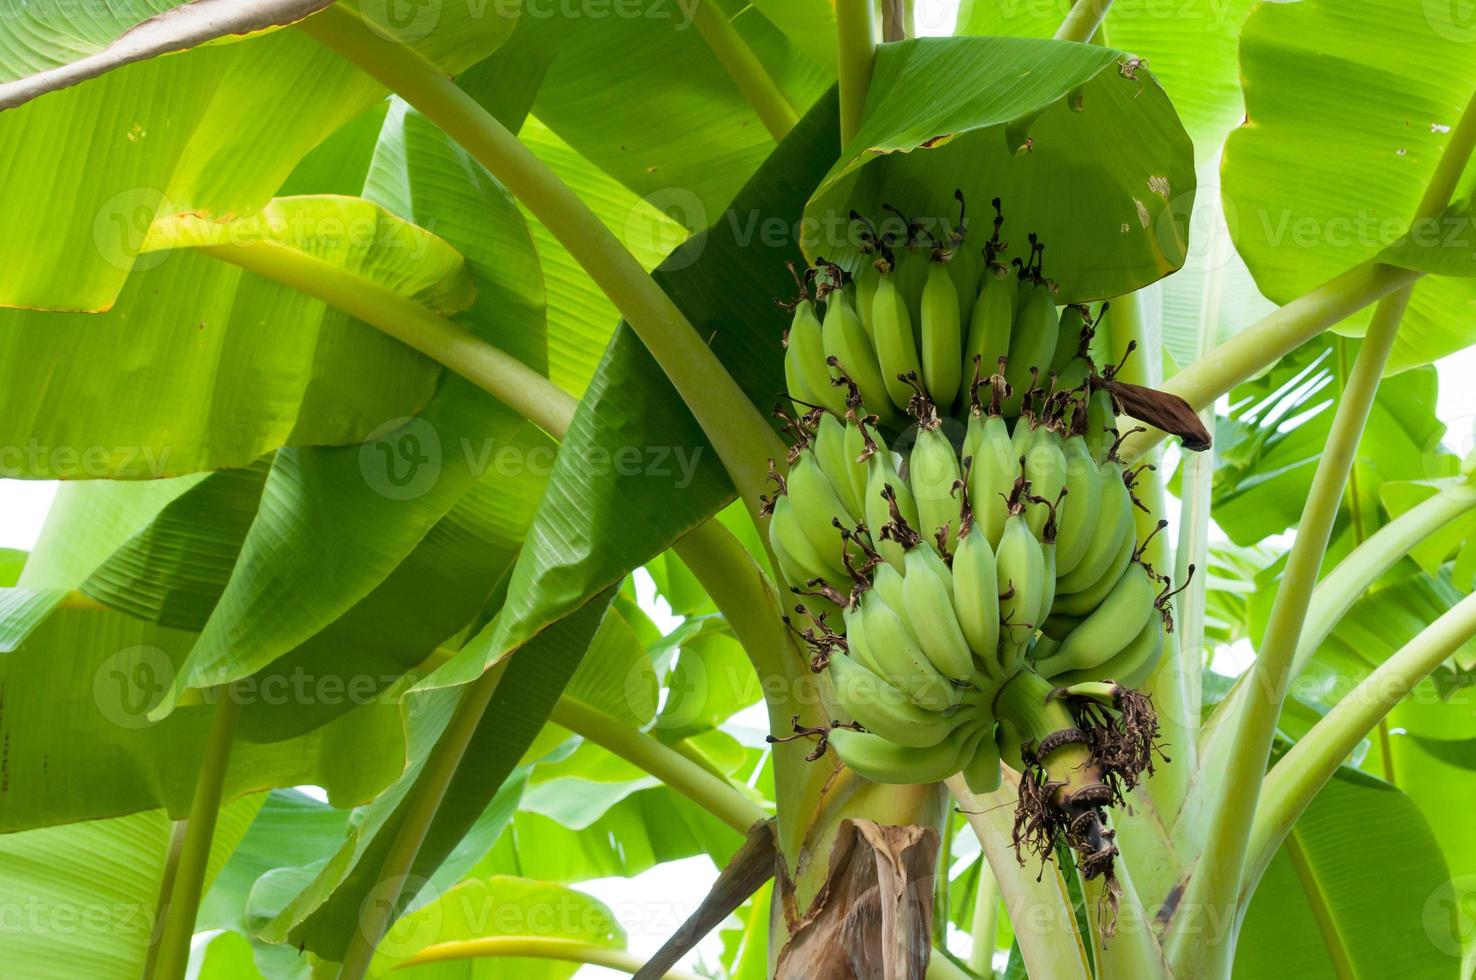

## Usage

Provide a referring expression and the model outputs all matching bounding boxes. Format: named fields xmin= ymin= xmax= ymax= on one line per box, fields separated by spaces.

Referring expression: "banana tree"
xmin=1 ymin=0 xmax=1475 ymax=978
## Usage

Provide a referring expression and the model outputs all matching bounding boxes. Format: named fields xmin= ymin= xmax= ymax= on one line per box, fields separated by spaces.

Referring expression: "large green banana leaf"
xmin=1222 ymin=0 xmax=1476 ymax=374
xmin=264 ymin=591 xmax=614 ymax=961
xmin=803 ymin=37 xmax=1197 ymax=302
xmin=364 ymin=876 xmax=625 ymax=978
xmin=0 ymin=0 xmax=333 ymax=107
xmin=480 ymin=1 xmax=830 ymax=225
xmin=0 ymin=2 xmax=512 ymax=311
xmin=956 ymin=0 xmax=1258 ymax=153
xmin=428 ymin=91 xmax=841 ymax=686
xmin=1208 ymin=336 xmax=1448 ymax=546
xmin=0 ymin=795 xmax=262 ymax=978
xmin=1237 ymin=768 xmax=1455 ymax=980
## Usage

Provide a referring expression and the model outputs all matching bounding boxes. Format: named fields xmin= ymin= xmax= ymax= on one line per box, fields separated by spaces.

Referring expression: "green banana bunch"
xmin=766 ymin=214 xmax=1207 ymax=818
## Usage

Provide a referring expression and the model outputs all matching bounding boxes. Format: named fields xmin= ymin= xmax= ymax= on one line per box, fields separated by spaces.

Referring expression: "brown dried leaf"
xmin=775 ymin=820 xmax=939 ymax=980
xmin=1104 ymin=379 xmax=1212 ymax=452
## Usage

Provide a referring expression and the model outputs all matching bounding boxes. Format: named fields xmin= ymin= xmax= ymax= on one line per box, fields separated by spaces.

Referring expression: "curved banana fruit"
xmin=823 ymin=289 xmax=899 ymax=426
xmin=909 ymin=419 xmax=962 ymax=552
xmin=788 ymin=449 xmax=860 ymax=572
xmin=1003 ymin=282 xmax=1059 ymax=416
xmin=1084 ymin=387 xmax=1119 ymax=461
xmin=872 ymin=270 xmax=923 ymax=413
xmin=1055 ymin=460 xmax=1132 ymax=594
xmin=828 ymin=652 xmax=969 ymax=748
xmin=829 ymin=716 xmax=989 ymax=785
xmin=960 ymin=725 xmax=1003 ymax=795
xmin=950 ymin=523 xmax=1000 ymax=671
xmin=995 ymin=509 xmax=1045 ymax=670
xmin=785 ymin=299 xmax=845 ymax=414
xmin=865 ymin=452 xmax=920 ymax=571
xmin=1051 ymin=527 xmax=1136 ymax=617
xmin=769 ymin=495 xmax=842 ymax=589
xmin=812 ymin=411 xmax=863 ymax=520
xmin=1046 ymin=615 xmax=1164 ymax=689
xmin=964 ymin=265 xmax=1013 ymax=376
xmin=1023 ymin=426 xmax=1067 ymax=539
xmin=967 ymin=411 xmax=1017 ymax=548
xmin=855 ymin=589 xmax=960 ymax=711
xmin=1054 ymin=435 xmax=1102 ymax=575
xmin=902 ymin=545 xmax=974 ymax=680
xmin=920 ymin=262 xmax=963 ymax=407
xmin=843 ymin=413 xmax=873 ymax=510
xmin=1036 ymin=561 xmax=1160 ymax=675
xmin=1050 ymin=304 xmax=1089 ymax=373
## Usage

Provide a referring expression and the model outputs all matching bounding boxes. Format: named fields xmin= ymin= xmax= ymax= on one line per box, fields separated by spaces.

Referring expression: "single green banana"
xmin=891 ymin=241 xmax=931 ymax=338
xmin=902 ymin=544 xmax=974 ymax=680
xmin=1035 ymin=537 xmax=1058 ymax=632
xmin=1084 ymin=387 xmax=1119 ymax=462
xmin=1050 ymin=304 xmax=1090 ymax=373
xmin=1051 ymin=525 xmax=1136 ymax=617
xmin=854 ymin=259 xmax=881 ymax=338
xmin=920 ymin=261 xmax=963 ymax=407
xmin=828 ymin=652 xmax=967 ymax=748
xmin=1055 ymin=459 xmax=1132 ymax=594
xmin=1047 ymin=616 xmax=1164 ymax=689
xmin=908 ymin=416 xmax=962 ymax=552
xmin=843 ymin=412 xmax=873 ymax=510
xmin=829 ymin=716 xmax=988 ymax=785
xmin=964 ymin=263 xmax=1014 ymax=378
xmin=823 ymin=289 xmax=899 ymax=425
xmin=812 ymin=411 xmax=864 ymax=521
xmin=1054 ymin=356 xmax=1092 ymax=396
xmin=768 ymin=495 xmax=842 ymax=590
xmin=842 ymin=600 xmax=886 ymax=677
xmin=785 ymin=298 xmax=846 ymax=414
xmin=1054 ymin=435 xmax=1102 ymax=576
xmin=1023 ymin=425 xmax=1068 ymax=539
xmin=960 ymin=725 xmax=1003 ymax=795
xmin=1034 ymin=564 xmax=1161 ymax=676
xmin=856 ymin=588 xmax=961 ymax=711
xmin=951 ymin=523 xmax=1000 ymax=667
xmin=872 ymin=560 xmax=907 ymax=610
xmin=872 ymin=269 xmax=924 ymax=412
xmin=787 ymin=449 xmax=858 ymax=573
xmin=967 ymin=411 xmax=1017 ymax=548
xmin=1030 ymin=631 xmax=1062 ymax=661
xmin=865 ymin=453 xmax=920 ymax=571
xmin=1003 ymin=281 xmax=1059 ymax=416
xmin=995 ymin=508 xmax=1045 ymax=670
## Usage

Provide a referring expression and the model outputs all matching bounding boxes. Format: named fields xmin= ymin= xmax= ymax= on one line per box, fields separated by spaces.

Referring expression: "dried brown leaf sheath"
xmin=1101 ymin=378 xmax=1213 ymax=452
xmin=776 ymin=820 xmax=939 ymax=980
